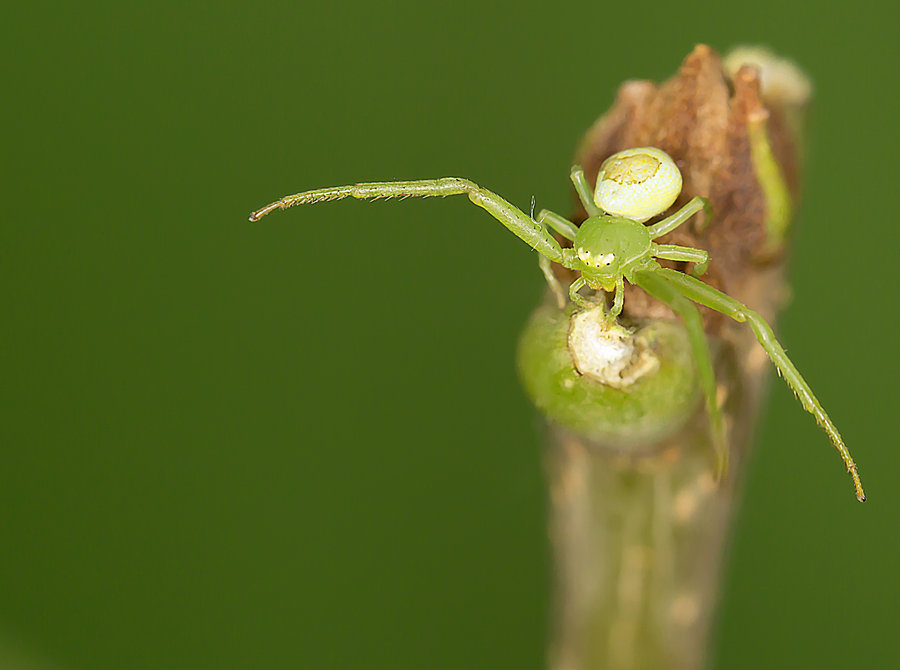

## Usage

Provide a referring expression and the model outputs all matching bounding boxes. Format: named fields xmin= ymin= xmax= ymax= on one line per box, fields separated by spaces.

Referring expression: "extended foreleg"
xmin=250 ymin=178 xmax=566 ymax=263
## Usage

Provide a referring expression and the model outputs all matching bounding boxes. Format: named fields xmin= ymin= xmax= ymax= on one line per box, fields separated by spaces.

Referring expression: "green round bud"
xmin=517 ymin=304 xmax=701 ymax=448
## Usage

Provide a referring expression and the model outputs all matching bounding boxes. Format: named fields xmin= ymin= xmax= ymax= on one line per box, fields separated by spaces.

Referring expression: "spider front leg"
xmin=632 ymin=271 xmax=728 ymax=479
xmin=610 ymin=275 xmax=625 ymax=319
xmin=568 ymin=276 xmax=593 ymax=309
xmin=250 ymin=177 xmax=566 ymax=264
xmin=648 ymin=267 xmax=866 ymax=502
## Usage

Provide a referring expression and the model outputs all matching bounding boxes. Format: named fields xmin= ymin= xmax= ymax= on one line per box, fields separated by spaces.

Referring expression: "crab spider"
xmin=250 ymin=147 xmax=865 ymax=502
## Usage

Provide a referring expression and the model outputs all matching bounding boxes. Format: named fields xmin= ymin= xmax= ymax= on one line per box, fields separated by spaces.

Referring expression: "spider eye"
xmin=594 ymin=147 xmax=683 ymax=223
xmin=576 ymin=248 xmax=615 ymax=269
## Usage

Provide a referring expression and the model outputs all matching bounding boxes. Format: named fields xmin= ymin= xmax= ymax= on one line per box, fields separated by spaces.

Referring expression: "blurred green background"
xmin=1 ymin=1 xmax=897 ymax=668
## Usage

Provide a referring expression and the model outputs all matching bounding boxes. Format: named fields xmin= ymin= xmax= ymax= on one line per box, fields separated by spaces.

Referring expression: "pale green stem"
xmin=544 ymin=269 xmax=784 ymax=670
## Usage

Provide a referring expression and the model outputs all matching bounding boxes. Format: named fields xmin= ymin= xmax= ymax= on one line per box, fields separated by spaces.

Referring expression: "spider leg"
xmin=250 ymin=178 xmax=565 ymax=264
xmin=568 ymin=276 xmax=598 ymax=309
xmin=652 ymin=243 xmax=710 ymax=277
xmin=632 ymin=271 xmax=728 ymax=480
xmin=646 ymin=196 xmax=711 ymax=239
xmin=534 ymin=209 xmax=580 ymax=308
xmin=648 ymin=267 xmax=866 ymax=502
xmin=538 ymin=255 xmax=566 ymax=309
xmin=569 ymin=166 xmax=603 ymax=217
xmin=610 ymin=275 xmax=625 ymax=319
xmin=537 ymin=209 xmax=578 ymax=241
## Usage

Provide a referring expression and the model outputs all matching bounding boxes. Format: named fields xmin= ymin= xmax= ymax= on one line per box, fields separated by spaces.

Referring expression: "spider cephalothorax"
xmin=574 ymin=217 xmax=653 ymax=292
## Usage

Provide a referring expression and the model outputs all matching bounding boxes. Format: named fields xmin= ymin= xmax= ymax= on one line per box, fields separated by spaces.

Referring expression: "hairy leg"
xmin=654 ymin=267 xmax=865 ymax=501
xmin=250 ymin=178 xmax=566 ymax=264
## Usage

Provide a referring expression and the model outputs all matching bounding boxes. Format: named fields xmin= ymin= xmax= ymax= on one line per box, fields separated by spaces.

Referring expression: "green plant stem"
xmin=544 ymin=267 xmax=785 ymax=670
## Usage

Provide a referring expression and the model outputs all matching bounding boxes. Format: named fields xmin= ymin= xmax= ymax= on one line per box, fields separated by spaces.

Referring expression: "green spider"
xmin=249 ymin=147 xmax=865 ymax=502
